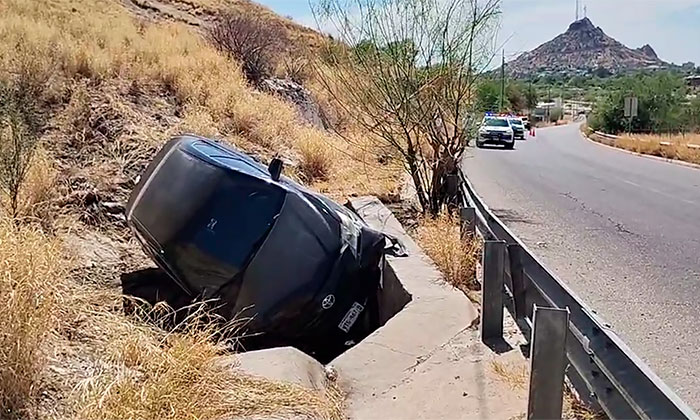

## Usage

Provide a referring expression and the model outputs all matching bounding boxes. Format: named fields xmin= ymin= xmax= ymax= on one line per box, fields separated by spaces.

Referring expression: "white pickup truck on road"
xmin=476 ymin=117 xmax=515 ymax=149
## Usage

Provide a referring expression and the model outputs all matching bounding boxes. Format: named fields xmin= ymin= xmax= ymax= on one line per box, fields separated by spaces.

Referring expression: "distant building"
xmin=644 ymin=64 xmax=668 ymax=72
xmin=686 ymin=75 xmax=700 ymax=90
xmin=534 ymin=101 xmax=559 ymax=121
xmin=682 ymin=62 xmax=696 ymax=72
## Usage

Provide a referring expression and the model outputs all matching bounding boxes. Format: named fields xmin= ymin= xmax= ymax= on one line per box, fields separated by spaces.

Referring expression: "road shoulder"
xmin=581 ymin=128 xmax=700 ymax=171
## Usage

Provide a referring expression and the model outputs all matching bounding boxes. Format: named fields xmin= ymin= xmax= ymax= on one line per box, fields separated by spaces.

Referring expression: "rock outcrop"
xmin=506 ymin=18 xmax=668 ymax=78
xmin=637 ymin=44 xmax=659 ymax=60
xmin=260 ymin=78 xmax=325 ymax=129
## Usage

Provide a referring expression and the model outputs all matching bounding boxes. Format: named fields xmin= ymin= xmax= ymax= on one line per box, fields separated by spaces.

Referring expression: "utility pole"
xmin=575 ymin=0 xmax=579 ymax=20
xmin=500 ymin=49 xmax=505 ymax=112
xmin=467 ymin=2 xmax=477 ymax=108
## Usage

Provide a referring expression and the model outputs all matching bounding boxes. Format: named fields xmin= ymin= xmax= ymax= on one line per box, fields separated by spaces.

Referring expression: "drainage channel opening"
xmin=121 ymin=261 xmax=412 ymax=364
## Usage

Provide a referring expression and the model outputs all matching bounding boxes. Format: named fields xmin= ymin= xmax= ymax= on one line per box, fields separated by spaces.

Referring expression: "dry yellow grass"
xmin=68 ymin=303 xmax=343 ymax=420
xmin=490 ymin=360 xmax=529 ymax=391
xmin=297 ymin=129 xmax=335 ymax=182
xmin=489 ymin=360 xmax=603 ymax=420
xmin=625 ymin=132 xmax=700 ymax=145
xmin=31 ymin=254 xmax=343 ymax=420
xmin=0 ymin=0 xmax=262 ymax=135
xmin=587 ymin=128 xmax=700 ymax=166
xmin=0 ymin=148 xmax=59 ymax=225
xmin=415 ymin=212 xmax=481 ymax=293
xmin=0 ymin=220 xmax=67 ymax=418
xmin=1 ymin=0 xmax=396 ymax=197
xmin=186 ymin=0 xmax=328 ymax=55
xmin=616 ymin=133 xmax=700 ymax=165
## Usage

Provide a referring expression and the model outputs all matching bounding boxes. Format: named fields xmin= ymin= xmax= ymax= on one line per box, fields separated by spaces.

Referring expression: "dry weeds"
xmin=67 ymin=303 xmax=344 ymax=420
xmin=0 ymin=220 xmax=67 ymax=419
xmin=587 ymin=126 xmax=700 ymax=166
xmin=415 ymin=212 xmax=481 ymax=293
xmin=489 ymin=360 xmax=604 ymax=420
xmin=0 ymin=0 xmax=402 ymax=255
xmin=616 ymin=133 xmax=700 ymax=165
xmin=490 ymin=360 xmax=529 ymax=391
xmin=0 ymin=148 xmax=59 ymax=226
xmin=297 ymin=129 xmax=335 ymax=182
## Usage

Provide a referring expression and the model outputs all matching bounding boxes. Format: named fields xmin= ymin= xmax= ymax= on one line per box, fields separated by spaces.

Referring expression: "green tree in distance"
xmin=589 ymin=72 xmax=687 ymax=134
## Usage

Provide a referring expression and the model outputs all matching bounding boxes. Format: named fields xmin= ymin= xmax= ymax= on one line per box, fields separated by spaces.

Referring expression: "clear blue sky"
xmin=257 ymin=0 xmax=700 ymax=65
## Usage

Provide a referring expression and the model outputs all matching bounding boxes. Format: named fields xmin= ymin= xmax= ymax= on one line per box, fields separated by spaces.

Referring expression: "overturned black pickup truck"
xmin=124 ymin=134 xmax=404 ymax=361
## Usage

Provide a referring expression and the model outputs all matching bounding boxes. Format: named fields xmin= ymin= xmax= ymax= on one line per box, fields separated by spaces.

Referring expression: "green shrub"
xmin=589 ymin=72 xmax=687 ymax=134
xmin=549 ymin=107 xmax=563 ymax=122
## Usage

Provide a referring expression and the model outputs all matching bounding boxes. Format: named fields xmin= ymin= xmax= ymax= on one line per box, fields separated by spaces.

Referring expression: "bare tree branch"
xmin=313 ymin=0 xmax=501 ymax=214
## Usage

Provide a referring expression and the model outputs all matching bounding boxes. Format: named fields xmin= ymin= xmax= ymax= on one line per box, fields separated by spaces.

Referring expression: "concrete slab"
xmin=350 ymin=327 xmax=528 ymax=420
xmin=229 ymin=347 xmax=328 ymax=391
xmin=333 ymin=196 xmax=528 ymax=419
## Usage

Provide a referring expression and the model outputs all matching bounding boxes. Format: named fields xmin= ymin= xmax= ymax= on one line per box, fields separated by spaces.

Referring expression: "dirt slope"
xmin=0 ymin=0 xmax=399 ymax=417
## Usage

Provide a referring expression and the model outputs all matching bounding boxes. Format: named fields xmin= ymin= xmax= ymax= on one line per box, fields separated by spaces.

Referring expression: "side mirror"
xmin=268 ymin=158 xmax=283 ymax=181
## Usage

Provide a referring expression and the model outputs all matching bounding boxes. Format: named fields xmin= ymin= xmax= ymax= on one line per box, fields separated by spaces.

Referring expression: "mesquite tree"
xmin=0 ymin=77 xmax=44 ymax=219
xmin=312 ymin=0 xmax=501 ymax=214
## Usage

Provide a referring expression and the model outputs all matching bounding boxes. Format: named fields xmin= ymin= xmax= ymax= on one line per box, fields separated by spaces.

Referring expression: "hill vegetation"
xmin=589 ymin=73 xmax=700 ymax=134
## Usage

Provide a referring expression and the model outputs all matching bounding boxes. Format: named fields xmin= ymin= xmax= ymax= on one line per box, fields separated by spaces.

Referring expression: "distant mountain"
xmin=637 ymin=44 xmax=659 ymax=60
xmin=506 ymin=18 xmax=669 ymax=78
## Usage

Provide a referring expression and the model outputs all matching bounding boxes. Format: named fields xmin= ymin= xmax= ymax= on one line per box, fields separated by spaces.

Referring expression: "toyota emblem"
xmin=322 ymin=294 xmax=335 ymax=309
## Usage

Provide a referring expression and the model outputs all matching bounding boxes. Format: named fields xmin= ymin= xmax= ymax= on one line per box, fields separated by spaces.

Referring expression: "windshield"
xmin=484 ymin=118 xmax=509 ymax=127
xmin=131 ymin=146 xmax=285 ymax=292
xmin=509 ymin=119 xmax=523 ymax=126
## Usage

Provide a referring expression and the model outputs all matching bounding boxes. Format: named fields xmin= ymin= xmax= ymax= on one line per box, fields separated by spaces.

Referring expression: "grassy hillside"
xmin=0 ymin=0 xmax=400 ymax=417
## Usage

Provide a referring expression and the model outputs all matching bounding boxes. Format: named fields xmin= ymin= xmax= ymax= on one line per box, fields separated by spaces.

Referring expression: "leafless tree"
xmin=312 ymin=0 xmax=501 ymax=214
xmin=209 ymin=13 xmax=286 ymax=85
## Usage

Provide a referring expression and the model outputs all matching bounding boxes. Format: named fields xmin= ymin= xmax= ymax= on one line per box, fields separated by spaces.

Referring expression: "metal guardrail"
xmin=458 ymin=170 xmax=698 ymax=419
xmin=593 ymin=130 xmax=620 ymax=139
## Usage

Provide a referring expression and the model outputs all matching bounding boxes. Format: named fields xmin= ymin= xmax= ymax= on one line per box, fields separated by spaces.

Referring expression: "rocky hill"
xmin=506 ymin=17 xmax=668 ymax=78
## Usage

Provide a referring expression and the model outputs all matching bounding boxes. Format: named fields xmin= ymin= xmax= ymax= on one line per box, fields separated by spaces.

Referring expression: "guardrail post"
xmin=482 ymin=240 xmax=506 ymax=341
xmin=507 ymin=244 xmax=527 ymax=320
xmin=460 ymin=206 xmax=476 ymax=239
xmin=527 ymin=306 xmax=570 ymax=420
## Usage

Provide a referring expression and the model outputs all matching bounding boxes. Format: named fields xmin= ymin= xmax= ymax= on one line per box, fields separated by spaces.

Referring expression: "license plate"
xmin=338 ymin=302 xmax=364 ymax=333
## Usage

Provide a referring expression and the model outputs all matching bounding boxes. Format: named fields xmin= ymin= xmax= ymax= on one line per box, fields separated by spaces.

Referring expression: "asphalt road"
xmin=462 ymin=123 xmax=700 ymax=410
